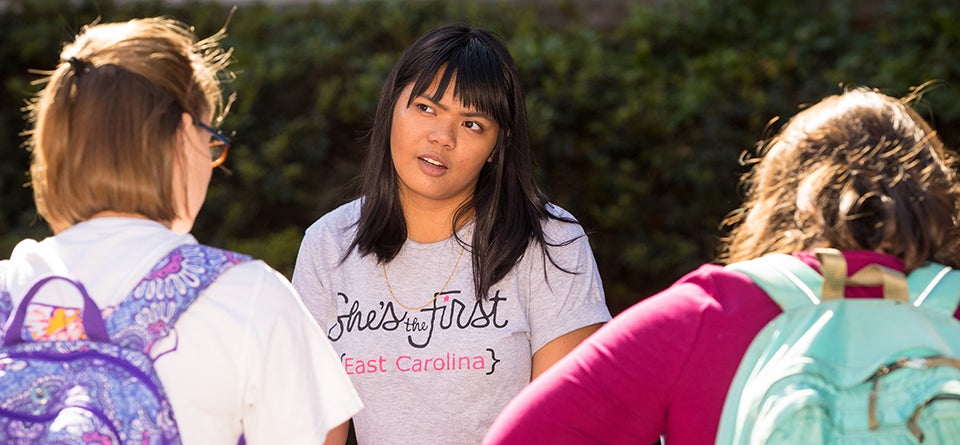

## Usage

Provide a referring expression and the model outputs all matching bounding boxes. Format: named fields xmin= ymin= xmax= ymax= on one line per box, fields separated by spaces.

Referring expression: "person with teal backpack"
xmin=483 ymin=87 xmax=960 ymax=445
xmin=720 ymin=247 xmax=960 ymax=443
xmin=0 ymin=16 xmax=362 ymax=444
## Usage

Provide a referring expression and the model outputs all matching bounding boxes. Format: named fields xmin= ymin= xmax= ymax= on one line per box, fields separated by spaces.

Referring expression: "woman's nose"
xmin=427 ymin=120 xmax=456 ymax=149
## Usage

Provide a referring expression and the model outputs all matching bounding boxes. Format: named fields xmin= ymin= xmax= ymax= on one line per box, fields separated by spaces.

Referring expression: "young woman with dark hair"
xmin=293 ymin=24 xmax=611 ymax=444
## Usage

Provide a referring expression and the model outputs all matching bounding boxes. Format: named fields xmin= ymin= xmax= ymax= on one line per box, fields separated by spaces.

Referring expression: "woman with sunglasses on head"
xmin=0 ymin=17 xmax=361 ymax=444
xmin=292 ymin=24 xmax=611 ymax=444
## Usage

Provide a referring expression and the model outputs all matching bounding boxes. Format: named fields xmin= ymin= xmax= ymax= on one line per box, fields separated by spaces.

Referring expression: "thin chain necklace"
xmin=382 ymin=243 xmax=466 ymax=311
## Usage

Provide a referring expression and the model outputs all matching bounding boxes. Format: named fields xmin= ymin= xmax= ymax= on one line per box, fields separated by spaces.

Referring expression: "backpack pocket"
xmin=0 ymin=342 xmax=176 ymax=444
xmin=750 ymin=355 xmax=960 ymax=445
xmin=869 ymin=357 xmax=960 ymax=443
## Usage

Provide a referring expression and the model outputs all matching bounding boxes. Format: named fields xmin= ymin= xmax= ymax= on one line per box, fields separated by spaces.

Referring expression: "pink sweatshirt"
xmin=483 ymin=251 xmax=959 ymax=444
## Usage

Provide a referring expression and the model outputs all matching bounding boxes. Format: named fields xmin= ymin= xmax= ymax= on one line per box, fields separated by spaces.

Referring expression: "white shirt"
xmin=0 ymin=217 xmax=362 ymax=444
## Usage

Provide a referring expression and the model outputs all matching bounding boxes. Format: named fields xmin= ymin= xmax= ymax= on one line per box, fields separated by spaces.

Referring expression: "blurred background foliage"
xmin=1 ymin=0 xmax=958 ymax=316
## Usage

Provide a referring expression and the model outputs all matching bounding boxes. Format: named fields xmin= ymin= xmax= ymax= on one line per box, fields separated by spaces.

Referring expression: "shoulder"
xmin=203 ymin=258 xmax=305 ymax=321
xmin=8 ymin=238 xmax=41 ymax=259
xmin=657 ymin=263 xmax=775 ymax=317
xmin=543 ymin=202 xmax=580 ymax=225
xmin=216 ymin=258 xmax=295 ymax=294
xmin=544 ymin=202 xmax=577 ymax=220
xmin=302 ymin=199 xmax=361 ymax=246
xmin=6 ymin=238 xmax=48 ymax=267
xmin=591 ymin=263 xmax=778 ymax=362
xmin=540 ymin=203 xmax=586 ymax=241
xmin=1 ymin=238 xmax=63 ymax=294
xmin=145 ymin=244 xmax=290 ymax=310
xmin=610 ymin=264 xmax=774 ymax=333
xmin=300 ymin=199 xmax=362 ymax=260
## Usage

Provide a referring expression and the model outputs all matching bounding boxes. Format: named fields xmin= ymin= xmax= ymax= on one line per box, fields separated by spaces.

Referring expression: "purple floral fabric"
xmin=0 ymin=244 xmax=250 ymax=444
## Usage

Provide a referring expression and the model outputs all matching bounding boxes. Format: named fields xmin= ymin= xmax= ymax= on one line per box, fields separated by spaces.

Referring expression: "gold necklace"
xmin=382 ymin=244 xmax=466 ymax=311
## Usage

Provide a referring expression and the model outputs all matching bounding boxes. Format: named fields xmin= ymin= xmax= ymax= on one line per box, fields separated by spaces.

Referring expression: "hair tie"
xmin=66 ymin=56 xmax=88 ymax=75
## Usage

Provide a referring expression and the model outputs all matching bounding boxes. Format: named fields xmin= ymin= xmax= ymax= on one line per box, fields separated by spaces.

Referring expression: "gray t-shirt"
xmin=293 ymin=199 xmax=611 ymax=445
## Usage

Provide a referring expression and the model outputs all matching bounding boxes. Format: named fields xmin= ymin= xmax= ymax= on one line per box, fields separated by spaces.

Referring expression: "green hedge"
xmin=2 ymin=0 xmax=958 ymax=315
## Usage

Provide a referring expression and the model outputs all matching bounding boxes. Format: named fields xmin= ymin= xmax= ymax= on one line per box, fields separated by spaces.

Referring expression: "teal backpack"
xmin=716 ymin=248 xmax=960 ymax=444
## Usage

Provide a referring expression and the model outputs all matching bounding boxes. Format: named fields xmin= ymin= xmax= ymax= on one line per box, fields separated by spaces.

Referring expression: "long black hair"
xmin=348 ymin=24 xmax=578 ymax=300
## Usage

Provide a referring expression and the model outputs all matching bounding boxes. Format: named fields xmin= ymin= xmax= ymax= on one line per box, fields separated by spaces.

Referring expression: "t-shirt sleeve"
xmin=525 ymin=217 xmax=612 ymax=353
xmin=484 ymin=272 xmax=714 ymax=444
xmin=241 ymin=266 xmax=362 ymax=445
xmin=292 ymin=223 xmax=336 ymax=329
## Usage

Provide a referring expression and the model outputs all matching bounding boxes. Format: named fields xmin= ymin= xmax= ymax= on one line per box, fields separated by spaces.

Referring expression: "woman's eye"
xmin=416 ymin=103 xmax=434 ymax=113
xmin=464 ymin=121 xmax=484 ymax=132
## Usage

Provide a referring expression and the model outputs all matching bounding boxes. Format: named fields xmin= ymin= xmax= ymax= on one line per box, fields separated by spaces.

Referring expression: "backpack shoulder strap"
xmin=726 ymin=253 xmax=824 ymax=311
xmin=107 ymin=244 xmax=252 ymax=355
xmin=729 ymin=254 xmax=960 ymax=316
xmin=908 ymin=262 xmax=960 ymax=315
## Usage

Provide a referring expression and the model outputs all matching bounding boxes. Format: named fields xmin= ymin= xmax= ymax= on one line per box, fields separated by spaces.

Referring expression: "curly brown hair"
xmin=719 ymin=87 xmax=960 ymax=271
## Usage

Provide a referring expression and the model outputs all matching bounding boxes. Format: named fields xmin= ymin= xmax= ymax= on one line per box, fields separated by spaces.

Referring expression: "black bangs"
xmin=407 ymin=33 xmax=513 ymax=127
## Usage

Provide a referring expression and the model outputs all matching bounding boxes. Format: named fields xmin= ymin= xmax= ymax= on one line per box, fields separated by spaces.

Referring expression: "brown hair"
xmin=720 ymin=87 xmax=960 ymax=271
xmin=25 ymin=17 xmax=232 ymax=232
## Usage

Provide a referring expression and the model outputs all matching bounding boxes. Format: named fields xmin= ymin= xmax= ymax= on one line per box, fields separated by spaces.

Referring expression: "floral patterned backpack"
xmin=0 ymin=244 xmax=250 ymax=444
